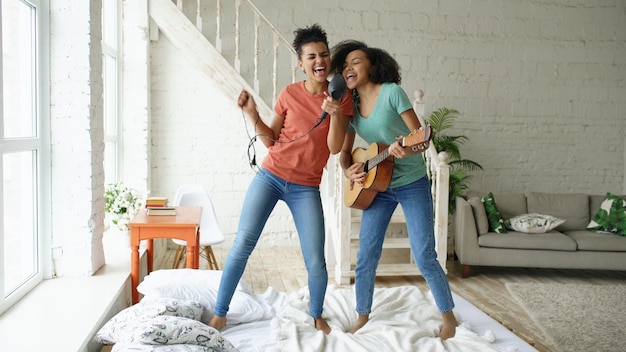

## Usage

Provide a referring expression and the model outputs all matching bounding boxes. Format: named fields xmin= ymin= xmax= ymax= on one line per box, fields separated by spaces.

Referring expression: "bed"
xmin=95 ymin=269 xmax=537 ymax=352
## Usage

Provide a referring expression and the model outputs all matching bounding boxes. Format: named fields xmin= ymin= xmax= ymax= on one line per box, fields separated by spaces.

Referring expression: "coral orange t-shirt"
xmin=261 ymin=81 xmax=353 ymax=186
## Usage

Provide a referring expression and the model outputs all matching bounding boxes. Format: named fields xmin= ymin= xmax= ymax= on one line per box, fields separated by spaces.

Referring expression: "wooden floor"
xmin=154 ymin=246 xmax=626 ymax=352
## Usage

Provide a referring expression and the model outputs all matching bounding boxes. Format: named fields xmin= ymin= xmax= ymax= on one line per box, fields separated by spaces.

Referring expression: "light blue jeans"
xmin=213 ymin=168 xmax=328 ymax=318
xmin=354 ymin=176 xmax=455 ymax=315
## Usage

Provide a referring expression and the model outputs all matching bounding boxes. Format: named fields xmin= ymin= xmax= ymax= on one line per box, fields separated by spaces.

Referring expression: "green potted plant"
xmin=425 ymin=107 xmax=483 ymax=214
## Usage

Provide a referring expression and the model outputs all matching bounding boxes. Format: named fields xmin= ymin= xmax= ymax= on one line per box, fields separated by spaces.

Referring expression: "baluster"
xmin=434 ymin=151 xmax=449 ymax=269
xmin=291 ymin=55 xmax=297 ymax=83
xmin=272 ymin=33 xmax=279 ymax=106
xmin=234 ymin=0 xmax=240 ymax=72
xmin=253 ymin=13 xmax=260 ymax=93
xmin=215 ymin=0 xmax=222 ymax=52
xmin=414 ymin=90 xmax=435 ymax=200
xmin=176 ymin=0 xmax=183 ymax=10
xmin=195 ymin=0 xmax=202 ymax=31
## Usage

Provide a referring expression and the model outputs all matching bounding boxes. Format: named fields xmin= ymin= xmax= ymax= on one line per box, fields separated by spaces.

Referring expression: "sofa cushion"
xmin=526 ymin=192 xmax=589 ymax=231
xmin=504 ymin=213 xmax=565 ymax=234
xmin=589 ymin=194 xmax=626 ymax=216
xmin=587 ymin=193 xmax=626 ymax=236
xmin=467 ymin=197 xmax=489 ymax=235
xmin=466 ymin=191 xmax=527 ymax=220
xmin=589 ymin=195 xmax=608 ymax=219
xmin=483 ymin=192 xmax=507 ymax=233
xmin=566 ymin=230 xmax=626 ymax=252
xmin=478 ymin=231 xmax=578 ymax=251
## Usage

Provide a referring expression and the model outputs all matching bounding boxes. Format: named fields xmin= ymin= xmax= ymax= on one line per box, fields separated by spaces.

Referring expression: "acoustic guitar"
xmin=344 ymin=125 xmax=432 ymax=210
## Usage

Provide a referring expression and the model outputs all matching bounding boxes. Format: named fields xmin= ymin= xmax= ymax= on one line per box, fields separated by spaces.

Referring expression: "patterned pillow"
xmin=112 ymin=343 xmax=210 ymax=352
xmin=135 ymin=315 xmax=237 ymax=350
xmin=587 ymin=193 xmax=626 ymax=236
xmin=482 ymin=192 xmax=507 ymax=233
xmin=94 ymin=297 xmax=204 ymax=344
xmin=505 ymin=213 xmax=565 ymax=234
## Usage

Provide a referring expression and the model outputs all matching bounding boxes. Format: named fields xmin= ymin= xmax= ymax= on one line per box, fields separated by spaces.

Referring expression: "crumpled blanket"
xmin=269 ymin=285 xmax=504 ymax=352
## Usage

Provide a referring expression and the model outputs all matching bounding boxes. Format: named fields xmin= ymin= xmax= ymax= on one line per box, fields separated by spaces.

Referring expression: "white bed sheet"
xmin=452 ymin=293 xmax=538 ymax=352
xmin=221 ymin=285 xmax=538 ymax=352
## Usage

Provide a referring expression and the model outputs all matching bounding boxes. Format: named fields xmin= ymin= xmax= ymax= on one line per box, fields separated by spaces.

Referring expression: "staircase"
xmin=147 ymin=0 xmax=299 ymax=120
xmin=147 ymin=0 xmax=450 ymax=285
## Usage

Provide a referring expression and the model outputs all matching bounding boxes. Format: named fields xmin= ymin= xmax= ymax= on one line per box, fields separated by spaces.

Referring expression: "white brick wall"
xmin=147 ymin=0 xmax=625 ymax=248
xmin=50 ymin=0 xmax=105 ymax=276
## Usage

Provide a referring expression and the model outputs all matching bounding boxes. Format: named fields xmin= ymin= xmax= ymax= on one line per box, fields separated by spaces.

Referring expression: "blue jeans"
xmin=354 ymin=176 xmax=455 ymax=314
xmin=213 ymin=168 xmax=328 ymax=318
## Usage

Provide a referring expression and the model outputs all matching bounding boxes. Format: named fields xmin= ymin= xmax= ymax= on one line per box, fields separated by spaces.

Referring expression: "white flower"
xmin=104 ymin=182 xmax=144 ymax=231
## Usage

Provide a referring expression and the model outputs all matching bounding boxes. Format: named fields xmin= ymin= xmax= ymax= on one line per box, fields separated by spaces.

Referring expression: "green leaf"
xmin=425 ymin=107 xmax=483 ymax=214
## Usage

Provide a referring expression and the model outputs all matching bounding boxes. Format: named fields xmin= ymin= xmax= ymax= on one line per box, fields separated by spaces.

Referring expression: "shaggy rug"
xmin=506 ymin=283 xmax=626 ymax=352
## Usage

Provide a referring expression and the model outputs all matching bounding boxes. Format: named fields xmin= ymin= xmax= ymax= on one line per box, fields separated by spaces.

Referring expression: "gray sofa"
xmin=454 ymin=191 xmax=626 ymax=278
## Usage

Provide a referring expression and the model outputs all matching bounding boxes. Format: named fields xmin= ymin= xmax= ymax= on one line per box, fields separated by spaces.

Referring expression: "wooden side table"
xmin=129 ymin=206 xmax=202 ymax=304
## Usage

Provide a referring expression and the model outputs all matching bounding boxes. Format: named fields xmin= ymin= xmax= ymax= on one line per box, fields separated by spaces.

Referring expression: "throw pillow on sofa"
xmin=482 ymin=192 xmax=507 ymax=233
xmin=504 ymin=213 xmax=565 ymax=234
xmin=587 ymin=193 xmax=626 ymax=236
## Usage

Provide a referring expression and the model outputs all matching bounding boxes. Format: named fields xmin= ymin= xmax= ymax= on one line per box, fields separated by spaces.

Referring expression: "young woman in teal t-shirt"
xmin=331 ymin=40 xmax=458 ymax=339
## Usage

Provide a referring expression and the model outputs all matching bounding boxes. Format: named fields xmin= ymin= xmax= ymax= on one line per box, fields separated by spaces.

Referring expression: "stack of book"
xmin=146 ymin=196 xmax=168 ymax=208
xmin=146 ymin=197 xmax=176 ymax=216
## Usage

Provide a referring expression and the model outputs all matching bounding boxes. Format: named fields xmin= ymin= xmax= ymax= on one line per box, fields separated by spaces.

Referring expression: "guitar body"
xmin=344 ymin=143 xmax=394 ymax=210
xmin=343 ymin=125 xmax=433 ymax=210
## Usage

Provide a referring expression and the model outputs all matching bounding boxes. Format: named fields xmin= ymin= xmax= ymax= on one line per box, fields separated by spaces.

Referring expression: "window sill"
xmin=0 ymin=235 xmax=147 ymax=352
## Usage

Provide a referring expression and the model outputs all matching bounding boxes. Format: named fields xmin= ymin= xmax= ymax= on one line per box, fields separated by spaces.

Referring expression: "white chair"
xmin=171 ymin=185 xmax=225 ymax=270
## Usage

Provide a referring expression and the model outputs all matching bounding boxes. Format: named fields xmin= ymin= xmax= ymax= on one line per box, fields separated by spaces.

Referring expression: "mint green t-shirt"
xmin=348 ymin=83 xmax=427 ymax=188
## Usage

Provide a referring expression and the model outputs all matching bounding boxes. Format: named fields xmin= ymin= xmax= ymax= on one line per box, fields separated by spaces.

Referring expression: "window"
xmin=1 ymin=0 xmax=49 ymax=315
xmin=102 ymin=0 xmax=120 ymax=185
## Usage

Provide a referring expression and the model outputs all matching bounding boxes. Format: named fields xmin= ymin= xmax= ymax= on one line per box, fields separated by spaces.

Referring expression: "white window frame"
xmin=0 ymin=0 xmax=51 ymax=316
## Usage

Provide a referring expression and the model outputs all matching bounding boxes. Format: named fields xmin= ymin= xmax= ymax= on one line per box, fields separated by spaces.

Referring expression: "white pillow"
xmin=139 ymin=269 xmax=253 ymax=294
xmin=137 ymin=269 xmax=272 ymax=324
xmin=135 ymin=315 xmax=238 ymax=350
xmin=94 ymin=297 xmax=204 ymax=344
xmin=504 ymin=213 xmax=565 ymax=234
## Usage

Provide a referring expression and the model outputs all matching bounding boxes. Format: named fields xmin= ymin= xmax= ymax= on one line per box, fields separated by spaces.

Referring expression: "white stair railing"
xmin=414 ymin=90 xmax=450 ymax=270
xmin=172 ymin=0 xmax=298 ymax=107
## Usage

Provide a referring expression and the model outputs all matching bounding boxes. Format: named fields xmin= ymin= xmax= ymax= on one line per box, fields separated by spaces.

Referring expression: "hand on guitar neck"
xmin=344 ymin=125 xmax=432 ymax=210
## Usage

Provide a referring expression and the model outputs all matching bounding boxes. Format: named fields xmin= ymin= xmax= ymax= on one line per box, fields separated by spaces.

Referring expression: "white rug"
xmin=270 ymin=285 xmax=512 ymax=352
xmin=506 ymin=283 xmax=626 ymax=352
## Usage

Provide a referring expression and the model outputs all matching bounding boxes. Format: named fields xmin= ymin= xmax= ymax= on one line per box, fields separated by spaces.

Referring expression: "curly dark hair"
xmin=331 ymin=40 xmax=401 ymax=84
xmin=292 ymin=24 xmax=329 ymax=59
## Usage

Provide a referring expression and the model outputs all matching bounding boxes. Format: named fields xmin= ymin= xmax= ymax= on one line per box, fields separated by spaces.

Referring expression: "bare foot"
xmin=314 ymin=317 xmax=331 ymax=335
xmin=208 ymin=315 xmax=227 ymax=330
xmin=439 ymin=311 xmax=457 ymax=340
xmin=349 ymin=314 xmax=369 ymax=334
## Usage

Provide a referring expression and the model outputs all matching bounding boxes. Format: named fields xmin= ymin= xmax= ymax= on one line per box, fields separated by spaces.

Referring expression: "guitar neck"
xmin=361 ymin=125 xmax=430 ymax=173
xmin=364 ymin=146 xmax=393 ymax=173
